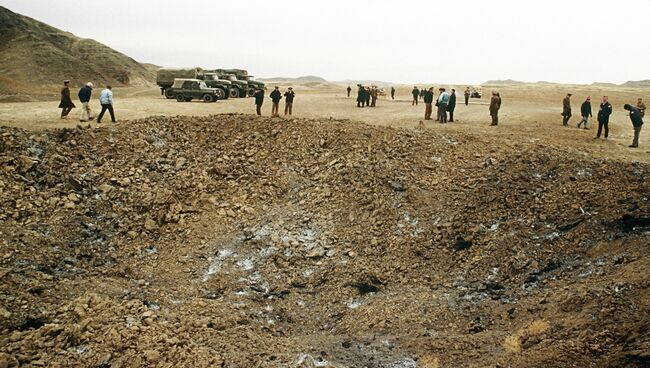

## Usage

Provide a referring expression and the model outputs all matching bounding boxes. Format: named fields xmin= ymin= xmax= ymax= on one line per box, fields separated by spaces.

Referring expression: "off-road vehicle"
xmin=204 ymin=70 xmax=249 ymax=98
xmin=217 ymin=69 xmax=265 ymax=97
xmin=167 ymin=79 xmax=221 ymax=103
xmin=157 ymin=68 xmax=231 ymax=100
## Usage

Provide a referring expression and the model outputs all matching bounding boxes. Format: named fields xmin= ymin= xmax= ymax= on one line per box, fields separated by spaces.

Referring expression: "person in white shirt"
xmin=97 ymin=85 xmax=116 ymax=124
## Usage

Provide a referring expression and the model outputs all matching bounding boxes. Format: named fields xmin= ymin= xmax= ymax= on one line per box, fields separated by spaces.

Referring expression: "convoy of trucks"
xmin=156 ymin=67 xmax=265 ymax=102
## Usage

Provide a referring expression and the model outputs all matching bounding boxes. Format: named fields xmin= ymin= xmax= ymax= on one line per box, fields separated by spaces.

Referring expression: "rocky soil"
xmin=1 ymin=114 xmax=649 ymax=367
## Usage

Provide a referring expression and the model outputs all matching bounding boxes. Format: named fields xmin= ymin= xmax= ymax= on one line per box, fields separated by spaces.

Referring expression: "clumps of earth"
xmin=1 ymin=114 xmax=649 ymax=367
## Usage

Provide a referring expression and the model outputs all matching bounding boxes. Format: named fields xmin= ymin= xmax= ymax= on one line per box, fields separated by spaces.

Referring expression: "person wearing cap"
xmin=464 ymin=87 xmax=471 ymax=106
xmin=254 ymin=88 xmax=264 ymax=115
xmin=448 ymin=89 xmax=457 ymax=122
xmin=562 ymin=93 xmax=572 ymax=126
xmin=578 ymin=96 xmax=592 ymax=129
xmin=489 ymin=91 xmax=500 ymax=126
xmin=437 ymin=88 xmax=450 ymax=123
xmin=58 ymin=80 xmax=75 ymax=119
xmin=365 ymin=86 xmax=371 ymax=107
xmin=269 ymin=86 xmax=282 ymax=116
xmin=637 ymin=98 xmax=646 ymax=118
xmin=423 ymin=87 xmax=434 ymax=120
xmin=390 ymin=86 xmax=395 ymax=100
xmin=284 ymin=87 xmax=295 ymax=115
xmin=595 ymin=96 xmax=612 ymax=139
xmin=97 ymin=85 xmax=116 ymax=125
xmin=411 ymin=86 xmax=419 ymax=106
xmin=624 ymin=103 xmax=644 ymax=148
xmin=78 ymin=82 xmax=94 ymax=122
xmin=346 ymin=85 xmax=351 ymax=97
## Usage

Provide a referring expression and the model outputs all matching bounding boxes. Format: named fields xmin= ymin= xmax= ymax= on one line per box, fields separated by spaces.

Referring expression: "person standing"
xmin=58 ymin=80 xmax=75 ymax=119
xmin=595 ymin=96 xmax=612 ymax=139
xmin=284 ymin=87 xmax=295 ymax=115
xmin=624 ymin=103 xmax=644 ymax=148
xmin=578 ymin=97 xmax=592 ymax=129
xmin=562 ymin=93 xmax=572 ymax=126
xmin=412 ymin=86 xmax=420 ymax=106
xmin=423 ymin=87 xmax=434 ymax=120
xmin=390 ymin=86 xmax=395 ymax=100
xmin=78 ymin=82 xmax=94 ymax=122
xmin=254 ymin=89 xmax=264 ymax=115
xmin=370 ymin=86 xmax=378 ymax=107
xmin=489 ymin=91 xmax=500 ymax=126
xmin=365 ymin=86 xmax=371 ymax=107
xmin=637 ymin=98 xmax=646 ymax=118
xmin=96 ymin=85 xmax=116 ymax=125
xmin=357 ymin=85 xmax=365 ymax=107
xmin=270 ymin=86 xmax=282 ymax=116
xmin=448 ymin=89 xmax=457 ymax=122
xmin=437 ymin=88 xmax=449 ymax=123
xmin=347 ymin=85 xmax=352 ymax=97
xmin=464 ymin=87 xmax=471 ymax=106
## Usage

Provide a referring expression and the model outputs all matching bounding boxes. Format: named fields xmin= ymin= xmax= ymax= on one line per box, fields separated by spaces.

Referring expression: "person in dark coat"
xmin=624 ymin=104 xmax=644 ymax=148
xmin=357 ymin=85 xmax=366 ymax=107
xmin=578 ymin=97 xmax=592 ymax=129
xmin=390 ymin=86 xmax=395 ymax=100
xmin=58 ymin=80 xmax=75 ymax=118
xmin=365 ymin=87 xmax=371 ymax=107
xmin=347 ymin=85 xmax=352 ymax=97
xmin=270 ymin=86 xmax=282 ymax=116
xmin=562 ymin=93 xmax=572 ymax=125
xmin=78 ymin=82 xmax=94 ymax=122
xmin=489 ymin=91 xmax=500 ymax=126
xmin=412 ymin=87 xmax=419 ymax=106
xmin=284 ymin=87 xmax=295 ymax=115
xmin=595 ymin=96 xmax=613 ymax=139
xmin=448 ymin=89 xmax=457 ymax=122
xmin=254 ymin=89 xmax=264 ymax=115
xmin=423 ymin=87 xmax=434 ymax=120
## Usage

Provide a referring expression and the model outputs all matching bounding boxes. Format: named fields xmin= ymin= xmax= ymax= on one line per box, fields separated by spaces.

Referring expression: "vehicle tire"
xmin=164 ymin=89 xmax=174 ymax=99
xmin=203 ymin=94 xmax=215 ymax=103
xmin=215 ymin=88 xmax=226 ymax=100
xmin=176 ymin=94 xmax=185 ymax=102
xmin=229 ymin=88 xmax=240 ymax=99
xmin=247 ymin=88 xmax=255 ymax=97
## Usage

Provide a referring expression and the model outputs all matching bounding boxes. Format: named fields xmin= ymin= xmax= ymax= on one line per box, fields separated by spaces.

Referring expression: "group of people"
xmin=419 ymin=87 xmax=458 ymax=123
xmin=58 ymin=80 xmax=116 ymax=125
xmin=563 ymin=94 xmax=645 ymax=147
xmin=254 ymin=86 xmax=295 ymax=116
xmin=347 ymin=85 xmax=396 ymax=101
xmin=355 ymin=85 xmax=381 ymax=107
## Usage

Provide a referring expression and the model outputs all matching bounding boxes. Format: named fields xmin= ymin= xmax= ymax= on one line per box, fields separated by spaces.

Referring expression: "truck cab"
xmin=217 ymin=68 xmax=265 ymax=97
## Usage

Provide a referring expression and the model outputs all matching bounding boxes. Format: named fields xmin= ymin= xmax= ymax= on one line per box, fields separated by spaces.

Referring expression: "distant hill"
xmin=0 ymin=6 xmax=156 ymax=98
xmin=257 ymin=75 xmax=329 ymax=83
xmin=336 ymin=79 xmax=396 ymax=87
xmin=591 ymin=82 xmax=617 ymax=87
xmin=621 ymin=80 xmax=650 ymax=88
xmin=483 ymin=79 xmax=525 ymax=85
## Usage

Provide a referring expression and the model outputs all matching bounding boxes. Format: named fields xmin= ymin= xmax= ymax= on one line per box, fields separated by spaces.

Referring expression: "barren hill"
xmin=0 ymin=6 xmax=156 ymax=99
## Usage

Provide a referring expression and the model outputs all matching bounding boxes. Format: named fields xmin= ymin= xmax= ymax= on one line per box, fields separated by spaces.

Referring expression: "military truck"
xmin=166 ymin=79 xmax=221 ymax=103
xmin=156 ymin=68 xmax=230 ymax=100
xmin=217 ymin=69 xmax=265 ymax=97
xmin=205 ymin=70 xmax=249 ymax=98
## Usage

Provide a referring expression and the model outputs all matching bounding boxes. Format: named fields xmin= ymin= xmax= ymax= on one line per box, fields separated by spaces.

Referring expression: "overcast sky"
xmin=2 ymin=0 xmax=648 ymax=85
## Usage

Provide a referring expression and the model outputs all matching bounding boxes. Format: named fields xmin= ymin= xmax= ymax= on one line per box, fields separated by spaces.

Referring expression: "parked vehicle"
xmin=156 ymin=68 xmax=203 ymax=99
xmin=166 ymin=79 xmax=221 ymax=103
xmin=216 ymin=69 xmax=265 ymax=97
xmin=205 ymin=70 xmax=249 ymax=98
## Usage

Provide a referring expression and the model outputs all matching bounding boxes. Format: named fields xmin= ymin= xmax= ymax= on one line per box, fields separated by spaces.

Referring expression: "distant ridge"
xmin=621 ymin=80 xmax=650 ymax=88
xmin=0 ymin=5 xmax=156 ymax=98
xmin=483 ymin=79 xmax=525 ymax=85
xmin=257 ymin=75 xmax=328 ymax=83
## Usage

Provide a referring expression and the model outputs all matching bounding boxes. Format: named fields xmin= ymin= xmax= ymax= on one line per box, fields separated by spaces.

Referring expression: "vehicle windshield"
xmin=226 ymin=75 xmax=237 ymax=81
xmin=199 ymin=81 xmax=208 ymax=89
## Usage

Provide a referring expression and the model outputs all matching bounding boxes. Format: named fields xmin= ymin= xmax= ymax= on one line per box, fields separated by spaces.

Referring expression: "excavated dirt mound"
xmin=1 ymin=114 xmax=649 ymax=367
